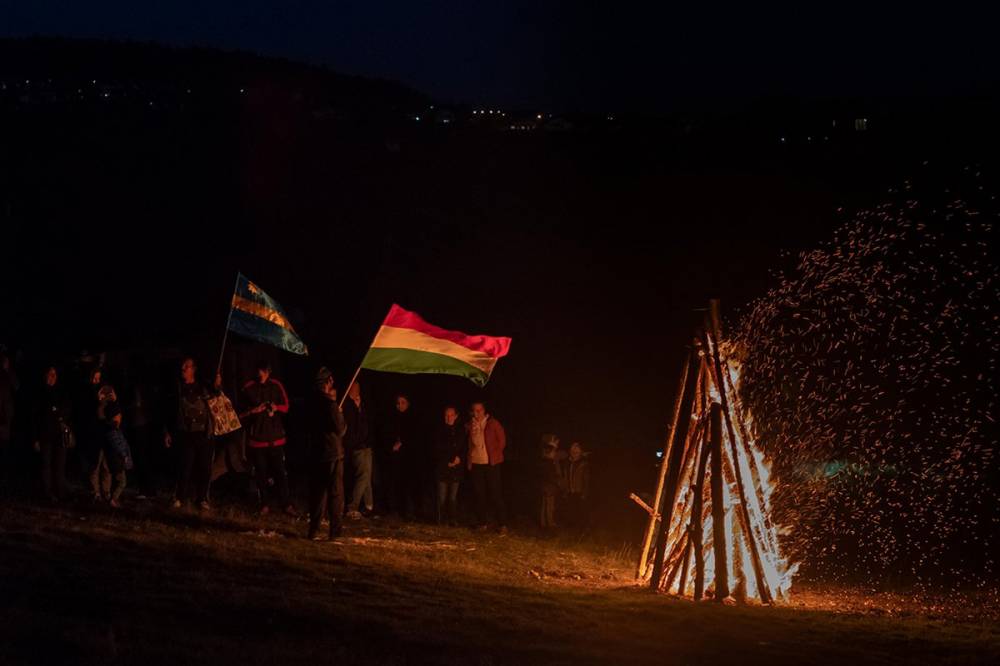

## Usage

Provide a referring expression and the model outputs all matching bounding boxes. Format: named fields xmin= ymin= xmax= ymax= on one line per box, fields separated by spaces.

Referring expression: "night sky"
xmin=4 ymin=2 xmax=1000 ymax=111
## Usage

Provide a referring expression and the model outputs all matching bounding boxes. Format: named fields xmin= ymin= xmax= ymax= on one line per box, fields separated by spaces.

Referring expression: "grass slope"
xmin=1 ymin=499 xmax=998 ymax=665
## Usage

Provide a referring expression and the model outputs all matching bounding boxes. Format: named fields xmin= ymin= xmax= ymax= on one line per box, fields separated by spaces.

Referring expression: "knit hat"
xmin=314 ymin=366 xmax=333 ymax=389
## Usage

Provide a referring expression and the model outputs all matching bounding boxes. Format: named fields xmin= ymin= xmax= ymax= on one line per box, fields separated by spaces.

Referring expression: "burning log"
xmin=649 ymin=342 xmax=702 ymax=590
xmin=706 ymin=302 xmax=772 ymax=605
xmin=692 ymin=423 xmax=711 ymax=600
xmin=677 ymin=532 xmax=693 ymax=595
xmin=663 ymin=532 xmax=689 ymax=592
xmin=709 ymin=402 xmax=730 ymax=601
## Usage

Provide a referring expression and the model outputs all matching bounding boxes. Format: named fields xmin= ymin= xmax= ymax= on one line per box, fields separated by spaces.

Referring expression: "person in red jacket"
xmin=467 ymin=400 xmax=507 ymax=534
xmin=240 ymin=360 xmax=296 ymax=517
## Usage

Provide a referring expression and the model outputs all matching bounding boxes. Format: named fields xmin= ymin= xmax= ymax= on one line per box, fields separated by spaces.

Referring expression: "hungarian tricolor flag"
xmin=361 ymin=305 xmax=511 ymax=387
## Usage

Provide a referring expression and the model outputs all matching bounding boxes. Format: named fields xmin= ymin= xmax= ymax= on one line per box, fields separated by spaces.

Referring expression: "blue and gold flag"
xmin=227 ymin=273 xmax=308 ymax=355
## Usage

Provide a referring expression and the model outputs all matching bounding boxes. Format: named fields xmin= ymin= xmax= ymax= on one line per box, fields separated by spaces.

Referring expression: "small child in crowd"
xmin=538 ymin=433 xmax=563 ymax=532
xmin=103 ymin=402 xmax=133 ymax=508
xmin=563 ymin=441 xmax=591 ymax=529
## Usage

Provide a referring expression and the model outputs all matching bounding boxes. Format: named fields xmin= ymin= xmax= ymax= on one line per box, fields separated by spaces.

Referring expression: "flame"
xmin=659 ymin=338 xmax=798 ymax=602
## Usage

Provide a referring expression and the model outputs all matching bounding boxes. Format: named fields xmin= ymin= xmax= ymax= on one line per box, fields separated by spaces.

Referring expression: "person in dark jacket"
xmin=306 ymin=367 xmax=347 ymax=540
xmin=240 ymin=360 xmax=296 ymax=516
xmin=165 ymin=357 xmax=215 ymax=511
xmin=343 ymin=380 xmax=375 ymax=520
xmin=32 ymin=366 xmax=73 ymax=503
xmin=383 ymin=393 xmax=420 ymax=519
xmin=80 ymin=367 xmax=114 ymax=502
xmin=563 ymin=441 xmax=591 ymax=529
xmin=433 ymin=406 xmax=465 ymax=526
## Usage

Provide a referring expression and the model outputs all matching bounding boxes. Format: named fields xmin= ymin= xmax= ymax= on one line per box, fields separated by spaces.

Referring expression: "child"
xmin=538 ymin=434 xmax=563 ymax=531
xmin=103 ymin=402 xmax=133 ymax=508
xmin=563 ymin=442 xmax=591 ymax=529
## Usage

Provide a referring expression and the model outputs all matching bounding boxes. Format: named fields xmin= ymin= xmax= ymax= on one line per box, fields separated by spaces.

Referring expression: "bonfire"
xmin=634 ymin=300 xmax=797 ymax=603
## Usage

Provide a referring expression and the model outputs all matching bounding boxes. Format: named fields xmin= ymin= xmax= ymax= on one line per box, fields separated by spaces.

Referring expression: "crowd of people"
xmin=0 ymin=351 xmax=593 ymax=540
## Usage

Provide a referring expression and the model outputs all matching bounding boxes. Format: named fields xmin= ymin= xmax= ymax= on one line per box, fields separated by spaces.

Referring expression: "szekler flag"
xmin=361 ymin=304 xmax=511 ymax=387
xmin=227 ymin=273 xmax=308 ymax=355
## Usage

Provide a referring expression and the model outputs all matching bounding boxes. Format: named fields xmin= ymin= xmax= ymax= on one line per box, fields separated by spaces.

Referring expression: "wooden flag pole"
xmin=338 ymin=314 xmax=387 ymax=409
xmin=215 ymin=272 xmax=241 ymax=379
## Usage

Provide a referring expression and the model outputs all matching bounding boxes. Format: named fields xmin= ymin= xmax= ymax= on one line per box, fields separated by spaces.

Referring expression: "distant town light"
xmin=536 ymin=113 xmax=543 ymax=119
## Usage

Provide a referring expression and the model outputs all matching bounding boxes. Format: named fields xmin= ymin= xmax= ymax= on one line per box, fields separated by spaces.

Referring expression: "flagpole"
xmin=338 ymin=313 xmax=385 ymax=409
xmin=215 ymin=272 xmax=241 ymax=379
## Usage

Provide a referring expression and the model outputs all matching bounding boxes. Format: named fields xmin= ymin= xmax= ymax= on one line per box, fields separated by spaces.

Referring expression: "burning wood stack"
xmin=632 ymin=300 xmax=796 ymax=603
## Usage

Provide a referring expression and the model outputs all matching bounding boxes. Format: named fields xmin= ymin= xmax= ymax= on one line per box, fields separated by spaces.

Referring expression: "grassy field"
xmin=2 ymin=496 xmax=999 ymax=666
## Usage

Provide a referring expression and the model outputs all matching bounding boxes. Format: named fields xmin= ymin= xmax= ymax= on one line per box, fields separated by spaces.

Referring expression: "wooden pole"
xmin=663 ymin=532 xmax=689 ymax=593
xmin=692 ymin=424 xmax=711 ymax=601
xmin=215 ymin=272 xmax=241 ymax=378
xmin=732 ymin=509 xmax=748 ymax=603
xmin=629 ymin=493 xmax=655 ymax=516
xmin=706 ymin=300 xmax=772 ymax=604
xmin=637 ymin=351 xmax=692 ymax=579
xmin=677 ymin=534 xmax=693 ymax=596
xmin=721 ymin=361 xmax=771 ymax=529
xmin=338 ymin=312 xmax=389 ymax=409
xmin=338 ymin=363 xmax=364 ymax=409
xmin=649 ymin=341 xmax=702 ymax=590
xmin=709 ymin=402 xmax=730 ymax=601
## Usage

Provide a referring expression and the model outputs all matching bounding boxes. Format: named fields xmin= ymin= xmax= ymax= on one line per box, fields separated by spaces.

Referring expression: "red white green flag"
xmin=360 ymin=305 xmax=511 ymax=387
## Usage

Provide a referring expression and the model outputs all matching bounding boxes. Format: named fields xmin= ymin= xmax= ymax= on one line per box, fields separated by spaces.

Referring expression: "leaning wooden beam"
xmin=649 ymin=341 xmax=702 ymax=590
xmin=664 ymin=532 xmax=690 ymax=593
xmin=706 ymin=301 xmax=772 ymax=604
xmin=629 ymin=493 xmax=655 ymax=516
xmin=692 ymin=429 xmax=711 ymax=601
xmin=721 ymin=360 xmax=771 ymax=532
xmin=677 ymin=533 xmax=693 ymax=596
xmin=637 ymin=350 xmax=692 ymax=580
xmin=709 ymin=402 xmax=731 ymax=601
xmin=732 ymin=508 xmax=748 ymax=603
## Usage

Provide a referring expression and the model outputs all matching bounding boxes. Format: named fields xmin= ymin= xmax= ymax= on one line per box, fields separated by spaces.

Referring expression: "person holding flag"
xmin=240 ymin=361 xmax=296 ymax=517
xmin=215 ymin=273 xmax=307 ymax=517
